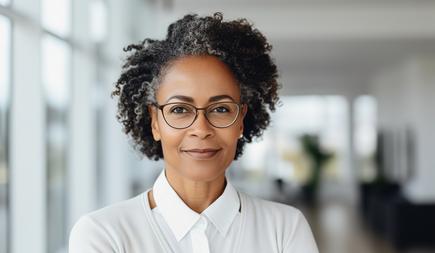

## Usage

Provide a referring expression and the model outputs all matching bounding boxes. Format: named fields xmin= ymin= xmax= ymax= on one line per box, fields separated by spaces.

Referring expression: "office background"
xmin=1 ymin=0 xmax=435 ymax=252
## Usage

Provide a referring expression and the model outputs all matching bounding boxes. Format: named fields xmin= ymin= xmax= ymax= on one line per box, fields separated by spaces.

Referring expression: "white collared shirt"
xmin=151 ymin=169 xmax=241 ymax=253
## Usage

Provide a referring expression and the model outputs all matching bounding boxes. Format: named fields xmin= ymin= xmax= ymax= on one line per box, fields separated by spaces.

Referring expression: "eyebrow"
xmin=165 ymin=94 xmax=236 ymax=103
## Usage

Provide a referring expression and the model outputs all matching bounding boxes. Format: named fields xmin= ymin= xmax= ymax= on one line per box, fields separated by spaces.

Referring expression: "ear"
xmin=148 ymin=105 xmax=161 ymax=141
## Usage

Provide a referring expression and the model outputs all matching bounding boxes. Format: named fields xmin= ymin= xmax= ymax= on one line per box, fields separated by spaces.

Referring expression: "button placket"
xmin=191 ymin=216 xmax=210 ymax=253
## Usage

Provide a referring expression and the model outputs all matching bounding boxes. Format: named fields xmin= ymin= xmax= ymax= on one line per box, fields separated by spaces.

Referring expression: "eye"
xmin=169 ymin=105 xmax=193 ymax=114
xmin=210 ymin=105 xmax=231 ymax=113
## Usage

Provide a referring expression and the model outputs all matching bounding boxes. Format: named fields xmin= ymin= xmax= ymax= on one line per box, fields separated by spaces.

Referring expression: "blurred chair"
xmin=360 ymin=182 xmax=435 ymax=250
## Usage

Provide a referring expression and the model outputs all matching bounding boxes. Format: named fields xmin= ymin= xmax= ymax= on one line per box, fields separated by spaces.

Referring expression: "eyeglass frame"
xmin=152 ymin=101 xmax=245 ymax=129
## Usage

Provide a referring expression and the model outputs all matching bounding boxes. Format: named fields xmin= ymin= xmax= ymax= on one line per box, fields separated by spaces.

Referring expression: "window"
xmin=42 ymin=35 xmax=71 ymax=110
xmin=240 ymin=96 xmax=349 ymax=188
xmin=41 ymin=0 xmax=72 ymax=249
xmin=41 ymin=0 xmax=71 ymax=37
xmin=3 ymin=0 xmax=128 ymax=251
xmin=42 ymin=34 xmax=71 ymax=253
xmin=90 ymin=0 xmax=108 ymax=43
xmin=0 ymin=14 xmax=11 ymax=253
xmin=354 ymin=95 xmax=378 ymax=182
xmin=0 ymin=0 xmax=10 ymax=6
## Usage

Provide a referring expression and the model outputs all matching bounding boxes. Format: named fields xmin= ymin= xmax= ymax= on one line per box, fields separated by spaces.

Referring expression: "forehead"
xmin=156 ymin=55 xmax=241 ymax=103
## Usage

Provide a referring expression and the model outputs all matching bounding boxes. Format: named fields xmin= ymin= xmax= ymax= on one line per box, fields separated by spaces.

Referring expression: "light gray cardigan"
xmin=69 ymin=189 xmax=318 ymax=253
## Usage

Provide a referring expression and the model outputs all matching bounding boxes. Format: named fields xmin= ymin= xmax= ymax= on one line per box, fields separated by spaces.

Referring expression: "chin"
xmin=182 ymin=164 xmax=227 ymax=183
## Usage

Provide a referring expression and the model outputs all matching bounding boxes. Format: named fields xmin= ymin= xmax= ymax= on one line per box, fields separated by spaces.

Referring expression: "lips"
xmin=181 ymin=148 xmax=222 ymax=160
xmin=183 ymin=148 xmax=220 ymax=152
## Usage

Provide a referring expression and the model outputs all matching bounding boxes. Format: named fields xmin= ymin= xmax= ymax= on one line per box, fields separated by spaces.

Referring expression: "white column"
xmin=403 ymin=58 xmax=435 ymax=203
xmin=346 ymin=95 xmax=358 ymax=205
xmin=10 ymin=1 xmax=46 ymax=253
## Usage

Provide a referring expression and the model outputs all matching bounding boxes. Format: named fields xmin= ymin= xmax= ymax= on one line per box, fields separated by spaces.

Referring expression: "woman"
xmin=69 ymin=12 xmax=319 ymax=253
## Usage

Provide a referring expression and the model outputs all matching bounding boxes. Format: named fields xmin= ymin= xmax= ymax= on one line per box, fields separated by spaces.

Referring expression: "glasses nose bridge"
xmin=192 ymin=106 xmax=211 ymax=125
xmin=195 ymin=106 xmax=208 ymax=114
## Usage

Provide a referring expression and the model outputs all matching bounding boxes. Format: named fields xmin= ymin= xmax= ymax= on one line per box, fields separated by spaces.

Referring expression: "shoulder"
xmin=238 ymin=191 xmax=305 ymax=237
xmin=84 ymin=193 xmax=146 ymax=225
xmin=238 ymin=191 xmax=318 ymax=253
xmin=69 ymin=193 xmax=148 ymax=252
xmin=240 ymin=191 xmax=303 ymax=221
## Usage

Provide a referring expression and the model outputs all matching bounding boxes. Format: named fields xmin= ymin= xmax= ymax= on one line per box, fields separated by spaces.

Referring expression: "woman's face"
xmin=149 ymin=55 xmax=247 ymax=183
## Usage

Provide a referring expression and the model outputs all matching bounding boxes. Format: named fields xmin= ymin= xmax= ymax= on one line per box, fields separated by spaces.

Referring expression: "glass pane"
xmin=238 ymin=96 xmax=349 ymax=202
xmin=41 ymin=0 xmax=71 ymax=37
xmin=42 ymin=35 xmax=71 ymax=109
xmin=42 ymin=34 xmax=71 ymax=253
xmin=274 ymin=96 xmax=348 ymax=180
xmin=0 ymin=15 xmax=11 ymax=253
xmin=90 ymin=0 xmax=108 ymax=43
xmin=354 ymin=95 xmax=378 ymax=182
xmin=0 ymin=0 xmax=10 ymax=6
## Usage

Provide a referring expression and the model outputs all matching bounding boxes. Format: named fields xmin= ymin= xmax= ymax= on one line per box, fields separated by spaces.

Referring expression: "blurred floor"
xmin=299 ymin=201 xmax=435 ymax=253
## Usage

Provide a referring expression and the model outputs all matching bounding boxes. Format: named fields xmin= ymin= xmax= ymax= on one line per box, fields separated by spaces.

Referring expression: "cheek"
xmin=157 ymin=120 xmax=183 ymax=151
xmin=220 ymin=128 xmax=241 ymax=148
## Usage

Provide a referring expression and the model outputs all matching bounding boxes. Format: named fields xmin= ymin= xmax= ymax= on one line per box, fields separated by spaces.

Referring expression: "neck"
xmin=165 ymin=168 xmax=226 ymax=213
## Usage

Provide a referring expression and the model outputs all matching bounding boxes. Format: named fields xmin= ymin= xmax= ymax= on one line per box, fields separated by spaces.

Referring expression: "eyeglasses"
xmin=154 ymin=101 xmax=243 ymax=129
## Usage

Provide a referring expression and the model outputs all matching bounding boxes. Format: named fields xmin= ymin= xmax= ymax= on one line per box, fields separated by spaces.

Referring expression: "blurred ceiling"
xmin=145 ymin=0 xmax=435 ymax=93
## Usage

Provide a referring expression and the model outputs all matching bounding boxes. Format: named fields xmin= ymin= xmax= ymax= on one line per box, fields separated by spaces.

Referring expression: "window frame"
xmin=0 ymin=13 xmax=12 ymax=253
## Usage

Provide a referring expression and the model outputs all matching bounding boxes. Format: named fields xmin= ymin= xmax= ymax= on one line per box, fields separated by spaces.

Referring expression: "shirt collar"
xmin=152 ymin=169 xmax=240 ymax=241
xmin=202 ymin=177 xmax=240 ymax=237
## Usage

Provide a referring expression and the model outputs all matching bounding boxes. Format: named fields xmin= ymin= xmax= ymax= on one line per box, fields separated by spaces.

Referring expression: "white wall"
xmin=371 ymin=56 xmax=435 ymax=203
xmin=10 ymin=0 xmax=46 ymax=251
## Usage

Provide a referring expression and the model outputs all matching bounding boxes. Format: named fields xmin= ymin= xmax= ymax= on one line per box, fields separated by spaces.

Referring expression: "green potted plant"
xmin=300 ymin=134 xmax=334 ymax=206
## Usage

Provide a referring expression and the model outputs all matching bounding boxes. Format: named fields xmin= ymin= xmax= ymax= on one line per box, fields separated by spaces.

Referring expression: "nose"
xmin=188 ymin=110 xmax=214 ymax=139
